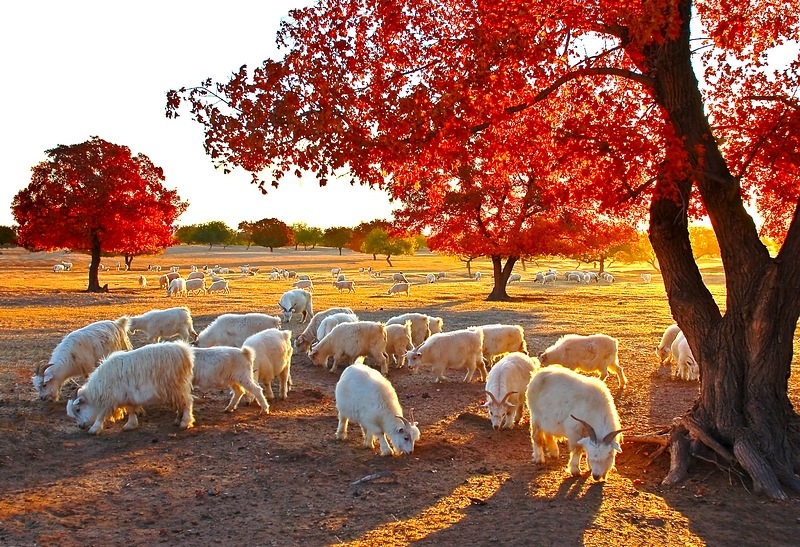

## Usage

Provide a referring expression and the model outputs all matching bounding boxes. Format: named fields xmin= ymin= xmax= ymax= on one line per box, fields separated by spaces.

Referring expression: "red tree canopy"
xmin=13 ymin=137 xmax=186 ymax=288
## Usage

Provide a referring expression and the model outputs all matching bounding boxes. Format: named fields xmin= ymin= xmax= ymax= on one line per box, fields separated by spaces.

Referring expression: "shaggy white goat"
xmin=66 ymin=341 xmax=195 ymax=434
xmin=335 ymin=361 xmax=420 ymax=456
xmin=405 ymin=329 xmax=486 ymax=383
xmin=33 ymin=317 xmax=132 ymax=401
xmin=472 ymin=324 xmax=528 ymax=364
xmin=195 ymin=313 xmax=282 ymax=348
xmin=243 ymin=329 xmax=294 ymax=402
xmin=527 ymin=365 xmax=623 ymax=480
xmin=656 ymin=324 xmax=682 ymax=364
xmin=309 ymin=321 xmax=388 ymax=374
xmin=278 ymin=288 xmax=314 ymax=322
xmin=294 ymin=307 xmax=356 ymax=354
xmin=166 ymin=277 xmax=187 ymax=297
xmin=386 ymin=313 xmax=430 ymax=347
xmin=387 ymin=282 xmax=410 ymax=296
xmin=385 ymin=321 xmax=414 ymax=369
xmin=191 ymin=346 xmax=268 ymax=412
xmin=538 ymin=333 xmax=627 ymax=390
xmin=127 ymin=306 xmax=197 ymax=344
xmin=483 ymin=352 xmax=539 ymax=430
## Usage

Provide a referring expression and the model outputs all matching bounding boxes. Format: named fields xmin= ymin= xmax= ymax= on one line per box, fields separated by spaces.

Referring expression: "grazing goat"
xmin=195 ymin=313 xmax=282 ymax=348
xmin=278 ymin=289 xmax=314 ymax=322
xmin=527 ymin=365 xmax=623 ymax=480
xmin=33 ymin=317 xmax=132 ymax=401
xmin=309 ymin=321 xmax=388 ymax=374
xmin=335 ymin=361 xmax=420 ymax=456
xmin=405 ymin=329 xmax=486 ymax=383
xmin=66 ymin=341 xmax=195 ymax=434
xmin=483 ymin=352 xmax=539 ymax=430
xmin=127 ymin=306 xmax=197 ymax=344
xmin=191 ymin=346 xmax=268 ymax=412
xmin=538 ymin=334 xmax=627 ymax=390
xmin=243 ymin=329 xmax=293 ymax=403
xmin=294 ymin=307 xmax=356 ymax=354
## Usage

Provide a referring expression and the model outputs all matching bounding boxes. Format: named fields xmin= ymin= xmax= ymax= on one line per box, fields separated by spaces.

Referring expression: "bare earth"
xmin=0 ymin=246 xmax=797 ymax=546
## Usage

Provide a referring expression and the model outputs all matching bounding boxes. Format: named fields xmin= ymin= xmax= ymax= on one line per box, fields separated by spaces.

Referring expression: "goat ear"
xmin=577 ymin=437 xmax=593 ymax=448
xmin=610 ymin=441 xmax=622 ymax=453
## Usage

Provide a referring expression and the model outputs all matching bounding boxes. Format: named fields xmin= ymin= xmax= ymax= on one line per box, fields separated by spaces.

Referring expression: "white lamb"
xmin=538 ymin=334 xmax=627 ymax=390
xmin=33 ymin=317 xmax=132 ymax=401
xmin=294 ymin=307 xmax=356 ymax=354
xmin=483 ymin=352 xmax=539 ymax=430
xmin=656 ymin=324 xmax=682 ymax=364
xmin=385 ymin=321 xmax=414 ymax=369
xmin=386 ymin=312 xmax=430 ymax=347
xmin=166 ymin=277 xmax=187 ymax=297
xmin=405 ymin=329 xmax=487 ymax=383
xmin=207 ymin=279 xmax=230 ymax=295
xmin=317 ymin=312 xmax=360 ymax=340
xmin=137 ymin=275 xmax=147 ymax=289
xmin=191 ymin=346 xmax=268 ymax=412
xmin=527 ymin=365 xmax=623 ymax=480
xmin=195 ymin=313 xmax=282 ymax=348
xmin=127 ymin=306 xmax=198 ymax=344
xmin=387 ymin=282 xmax=410 ymax=296
xmin=334 ymin=362 xmax=420 ymax=456
xmin=333 ymin=280 xmax=356 ymax=293
xmin=472 ymin=324 xmax=528 ymax=364
xmin=309 ymin=321 xmax=389 ymax=374
xmin=278 ymin=288 xmax=314 ymax=323
xmin=66 ymin=341 xmax=195 ymax=434
xmin=243 ymin=329 xmax=293 ymax=402
xmin=671 ymin=331 xmax=699 ymax=381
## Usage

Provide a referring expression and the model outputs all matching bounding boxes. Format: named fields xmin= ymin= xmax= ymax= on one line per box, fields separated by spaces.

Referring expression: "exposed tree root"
xmin=733 ymin=437 xmax=787 ymax=500
xmin=662 ymin=418 xmax=691 ymax=486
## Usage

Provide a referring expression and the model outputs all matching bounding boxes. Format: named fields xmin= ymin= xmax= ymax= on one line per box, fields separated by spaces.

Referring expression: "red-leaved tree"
xmin=13 ymin=137 xmax=187 ymax=291
xmin=168 ymin=1 xmax=800 ymax=498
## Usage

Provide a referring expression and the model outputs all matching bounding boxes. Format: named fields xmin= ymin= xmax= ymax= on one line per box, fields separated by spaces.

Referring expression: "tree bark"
xmin=86 ymin=232 xmax=103 ymax=292
xmin=644 ymin=0 xmax=800 ymax=499
xmin=124 ymin=254 xmax=134 ymax=270
xmin=385 ymin=255 xmax=393 ymax=267
xmin=487 ymin=255 xmax=517 ymax=301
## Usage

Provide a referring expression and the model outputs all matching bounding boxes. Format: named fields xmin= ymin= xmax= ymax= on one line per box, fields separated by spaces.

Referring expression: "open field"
xmin=0 ymin=245 xmax=798 ymax=546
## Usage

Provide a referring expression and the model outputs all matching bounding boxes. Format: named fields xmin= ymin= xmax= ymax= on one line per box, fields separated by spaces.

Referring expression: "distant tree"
xmin=689 ymin=226 xmax=721 ymax=259
xmin=562 ymin=217 xmax=639 ymax=273
xmin=237 ymin=221 xmax=255 ymax=249
xmin=174 ymin=225 xmax=197 ymax=245
xmin=251 ymin=217 xmax=292 ymax=251
xmin=617 ymin=232 xmax=660 ymax=271
xmin=362 ymin=228 xmax=416 ymax=267
xmin=292 ymin=222 xmax=323 ymax=250
xmin=322 ymin=226 xmax=353 ymax=255
xmin=192 ymin=221 xmax=236 ymax=249
xmin=0 ymin=225 xmax=17 ymax=247
xmin=12 ymin=137 xmax=186 ymax=291
xmin=346 ymin=220 xmax=387 ymax=254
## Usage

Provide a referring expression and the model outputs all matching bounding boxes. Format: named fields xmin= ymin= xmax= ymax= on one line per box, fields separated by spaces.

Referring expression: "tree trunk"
xmin=644 ymin=0 xmax=800 ymax=499
xmin=124 ymin=254 xmax=134 ymax=270
xmin=338 ymin=247 xmax=343 ymax=256
xmin=372 ymin=253 xmax=377 ymax=260
xmin=86 ymin=233 xmax=104 ymax=292
xmin=464 ymin=258 xmax=472 ymax=277
xmin=598 ymin=257 xmax=605 ymax=274
xmin=385 ymin=255 xmax=393 ymax=267
xmin=487 ymin=255 xmax=517 ymax=301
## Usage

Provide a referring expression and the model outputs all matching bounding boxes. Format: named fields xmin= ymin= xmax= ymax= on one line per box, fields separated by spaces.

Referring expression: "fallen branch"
xmin=351 ymin=471 xmax=398 ymax=486
xmin=625 ymin=435 xmax=668 ymax=446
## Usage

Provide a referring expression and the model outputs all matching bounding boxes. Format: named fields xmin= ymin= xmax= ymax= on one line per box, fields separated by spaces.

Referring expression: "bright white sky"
xmin=0 ymin=0 xmax=396 ymax=230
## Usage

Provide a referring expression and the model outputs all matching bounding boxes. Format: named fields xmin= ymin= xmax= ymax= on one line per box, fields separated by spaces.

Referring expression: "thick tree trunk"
xmin=338 ymin=247 xmax=343 ymax=256
xmin=644 ymin=0 xmax=800 ymax=499
xmin=598 ymin=257 xmax=605 ymax=274
xmin=86 ymin=233 xmax=104 ymax=292
xmin=486 ymin=255 xmax=517 ymax=301
xmin=385 ymin=255 xmax=393 ymax=267
xmin=124 ymin=254 xmax=134 ymax=270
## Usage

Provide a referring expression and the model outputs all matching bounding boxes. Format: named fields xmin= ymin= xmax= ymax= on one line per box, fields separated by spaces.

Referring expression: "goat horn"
xmin=396 ymin=415 xmax=411 ymax=427
xmin=570 ymin=415 xmax=597 ymax=443
xmin=484 ymin=391 xmax=500 ymax=405
xmin=409 ymin=407 xmax=416 ymax=423
xmin=602 ymin=429 xmax=625 ymax=444
xmin=499 ymin=391 xmax=518 ymax=405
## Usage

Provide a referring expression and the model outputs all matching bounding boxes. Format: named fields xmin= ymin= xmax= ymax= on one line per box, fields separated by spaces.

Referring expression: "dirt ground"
xmin=0 ymin=246 xmax=798 ymax=546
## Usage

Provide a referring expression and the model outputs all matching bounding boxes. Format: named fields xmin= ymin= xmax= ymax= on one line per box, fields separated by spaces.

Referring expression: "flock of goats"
xmin=37 ymin=262 xmax=682 ymax=481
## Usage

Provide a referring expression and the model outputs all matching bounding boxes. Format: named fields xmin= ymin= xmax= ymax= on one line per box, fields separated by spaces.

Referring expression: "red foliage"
xmin=12 ymin=137 xmax=186 ymax=284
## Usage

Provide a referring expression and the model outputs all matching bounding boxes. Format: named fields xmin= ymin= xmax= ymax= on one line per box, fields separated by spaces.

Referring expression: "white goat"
xmin=483 ymin=352 xmax=539 ymax=430
xmin=292 ymin=279 xmax=314 ymax=292
xmin=309 ymin=321 xmax=388 ymax=374
xmin=187 ymin=271 xmax=205 ymax=281
xmin=317 ymin=312 xmax=359 ymax=341
xmin=278 ymin=288 xmax=314 ymax=322
xmin=671 ymin=331 xmax=699 ymax=381
xmin=185 ymin=277 xmax=206 ymax=296
xmin=127 ymin=306 xmax=197 ymax=344
xmin=294 ymin=307 xmax=356 ymax=354
xmin=657 ymin=324 xmax=682 ymax=364
xmin=66 ymin=341 xmax=195 ymax=434
xmin=427 ymin=316 xmax=444 ymax=335
xmin=207 ymin=279 xmax=230 ymax=295
xmin=137 ymin=275 xmax=147 ymax=289
xmin=538 ymin=334 xmax=627 ymax=390
xmin=474 ymin=271 xmax=482 ymax=281
xmin=333 ymin=280 xmax=356 ymax=293
xmin=33 ymin=317 xmax=132 ymax=401
xmin=195 ymin=313 xmax=282 ymax=348
xmin=405 ymin=329 xmax=487 ymax=383
xmin=426 ymin=273 xmax=436 ymax=284
xmin=386 ymin=313 xmax=430 ymax=347
xmin=527 ymin=365 xmax=623 ymax=480
xmin=641 ymin=273 xmax=652 ymax=283
xmin=387 ymin=282 xmax=410 ymax=296
xmin=166 ymin=277 xmax=187 ymax=297
xmin=334 ymin=362 xmax=420 ymax=456
xmin=191 ymin=346 xmax=268 ymax=412
xmin=472 ymin=324 xmax=528 ymax=364
xmin=243 ymin=329 xmax=293 ymax=402
xmin=392 ymin=272 xmax=408 ymax=283
xmin=566 ymin=272 xmax=582 ymax=283
xmin=385 ymin=321 xmax=414 ymax=368
xmin=507 ymin=273 xmax=522 ymax=284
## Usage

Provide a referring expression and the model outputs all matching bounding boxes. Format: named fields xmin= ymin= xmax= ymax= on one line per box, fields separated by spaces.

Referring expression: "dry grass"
xmin=0 ymin=245 xmax=798 ymax=546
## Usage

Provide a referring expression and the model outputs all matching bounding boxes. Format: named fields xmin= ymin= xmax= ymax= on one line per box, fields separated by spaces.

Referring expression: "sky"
xmin=0 ymin=0 xmax=396 ymax=230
